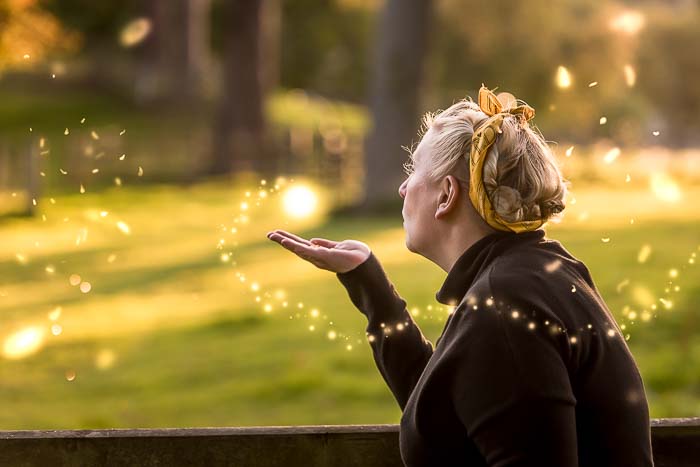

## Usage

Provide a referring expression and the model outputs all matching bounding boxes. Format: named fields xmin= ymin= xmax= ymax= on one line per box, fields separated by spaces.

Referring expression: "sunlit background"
xmin=0 ymin=0 xmax=698 ymax=429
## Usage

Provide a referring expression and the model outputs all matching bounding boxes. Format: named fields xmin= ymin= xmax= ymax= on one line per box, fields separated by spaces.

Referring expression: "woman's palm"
xmin=266 ymin=230 xmax=370 ymax=273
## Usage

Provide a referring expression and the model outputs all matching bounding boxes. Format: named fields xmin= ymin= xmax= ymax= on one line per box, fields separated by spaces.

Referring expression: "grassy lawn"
xmin=0 ymin=181 xmax=698 ymax=429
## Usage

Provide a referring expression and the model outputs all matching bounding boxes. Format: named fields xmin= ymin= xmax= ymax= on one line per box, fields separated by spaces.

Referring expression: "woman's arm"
xmin=337 ymin=252 xmax=434 ymax=410
xmin=267 ymin=230 xmax=434 ymax=410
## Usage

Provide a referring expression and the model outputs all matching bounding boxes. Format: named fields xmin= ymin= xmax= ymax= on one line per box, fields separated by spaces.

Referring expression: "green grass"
xmin=0 ymin=181 xmax=698 ymax=429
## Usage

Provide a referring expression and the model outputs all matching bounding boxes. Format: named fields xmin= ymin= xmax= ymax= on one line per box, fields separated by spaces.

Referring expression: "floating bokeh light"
xmin=3 ymin=326 xmax=45 ymax=360
xmin=650 ymin=173 xmax=682 ymax=203
xmin=282 ymin=185 xmax=318 ymax=218
xmin=119 ymin=18 xmax=152 ymax=47
xmin=556 ymin=66 xmax=572 ymax=89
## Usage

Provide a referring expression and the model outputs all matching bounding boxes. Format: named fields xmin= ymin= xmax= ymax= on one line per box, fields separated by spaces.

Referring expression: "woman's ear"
xmin=435 ymin=175 xmax=461 ymax=220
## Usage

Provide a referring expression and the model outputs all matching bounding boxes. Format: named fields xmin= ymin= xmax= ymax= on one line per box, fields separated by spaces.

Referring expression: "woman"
xmin=267 ymin=86 xmax=654 ymax=466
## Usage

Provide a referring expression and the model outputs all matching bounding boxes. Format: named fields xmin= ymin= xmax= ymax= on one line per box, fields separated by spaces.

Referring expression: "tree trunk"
xmin=136 ymin=0 xmax=211 ymax=103
xmin=360 ymin=0 xmax=433 ymax=211
xmin=209 ymin=0 xmax=274 ymax=176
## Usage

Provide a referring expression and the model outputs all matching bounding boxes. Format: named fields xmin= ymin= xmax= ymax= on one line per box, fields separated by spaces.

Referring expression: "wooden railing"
xmin=0 ymin=419 xmax=698 ymax=466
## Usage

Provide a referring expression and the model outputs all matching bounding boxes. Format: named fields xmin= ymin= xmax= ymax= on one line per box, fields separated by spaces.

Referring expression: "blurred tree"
xmin=360 ymin=0 xmax=433 ymax=210
xmin=136 ymin=0 xmax=212 ymax=103
xmin=280 ymin=0 xmax=375 ymax=103
xmin=0 ymin=0 xmax=79 ymax=72
xmin=210 ymin=0 xmax=274 ymax=175
xmin=637 ymin=5 xmax=700 ymax=147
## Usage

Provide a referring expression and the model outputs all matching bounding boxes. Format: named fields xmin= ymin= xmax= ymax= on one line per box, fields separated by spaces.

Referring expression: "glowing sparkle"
xmin=637 ymin=244 xmax=652 ymax=263
xmin=120 ymin=18 xmax=152 ymax=47
xmin=545 ymin=259 xmax=562 ymax=273
xmin=616 ymin=278 xmax=630 ymax=293
xmin=607 ymin=329 xmax=616 ymax=337
xmin=609 ymin=10 xmax=645 ymax=35
xmin=328 ymin=330 xmax=337 ymax=340
xmin=80 ymin=282 xmax=92 ymax=293
xmin=282 ymin=185 xmax=318 ymax=218
xmin=556 ymin=66 xmax=572 ymax=88
xmin=116 ymin=221 xmax=131 ymax=235
xmin=601 ymin=237 xmax=611 ymax=243
xmin=69 ymin=274 xmax=81 ymax=286
xmin=623 ymin=64 xmax=637 ymax=87
xmin=251 ymin=282 xmax=260 ymax=292
xmin=65 ymin=370 xmax=76 ymax=381
xmin=3 ymin=327 xmax=45 ymax=359
xmin=565 ymin=146 xmax=574 ymax=157
xmin=650 ymin=173 xmax=682 ymax=203
xmin=310 ymin=308 xmax=320 ymax=318
xmin=669 ymin=269 xmax=678 ymax=279
xmin=96 ymin=349 xmax=116 ymax=369
xmin=511 ymin=310 xmax=520 ymax=319
xmin=51 ymin=324 xmax=62 ymax=336
xmin=599 ymin=117 xmax=607 ymax=125
xmin=603 ymin=147 xmax=620 ymax=164
xmin=48 ymin=307 xmax=62 ymax=321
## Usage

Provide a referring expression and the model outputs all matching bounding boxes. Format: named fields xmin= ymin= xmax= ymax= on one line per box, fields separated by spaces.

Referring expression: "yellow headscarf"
xmin=468 ymin=85 xmax=544 ymax=233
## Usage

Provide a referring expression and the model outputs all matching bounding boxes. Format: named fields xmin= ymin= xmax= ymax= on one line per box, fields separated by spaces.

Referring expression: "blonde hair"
xmin=407 ymin=98 xmax=568 ymax=224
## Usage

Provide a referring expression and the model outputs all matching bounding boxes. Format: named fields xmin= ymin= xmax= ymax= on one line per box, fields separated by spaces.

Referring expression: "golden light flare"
xmin=632 ymin=286 xmax=655 ymax=307
xmin=119 ymin=18 xmax=152 ymax=48
xmin=116 ymin=221 xmax=131 ymax=235
xmin=69 ymin=274 xmax=81 ymax=286
xmin=96 ymin=349 xmax=116 ymax=370
xmin=623 ymin=64 xmax=637 ymax=87
xmin=3 ymin=326 xmax=45 ymax=360
xmin=637 ymin=244 xmax=652 ymax=263
xmin=603 ymin=147 xmax=621 ymax=164
xmin=650 ymin=173 xmax=682 ymax=203
xmin=48 ymin=306 xmax=62 ymax=321
xmin=609 ymin=10 xmax=645 ymax=36
xmin=555 ymin=66 xmax=572 ymax=89
xmin=282 ymin=184 xmax=319 ymax=218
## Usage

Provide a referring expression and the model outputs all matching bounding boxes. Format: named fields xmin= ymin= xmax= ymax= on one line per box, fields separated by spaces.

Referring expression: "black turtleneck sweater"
xmin=336 ymin=229 xmax=654 ymax=467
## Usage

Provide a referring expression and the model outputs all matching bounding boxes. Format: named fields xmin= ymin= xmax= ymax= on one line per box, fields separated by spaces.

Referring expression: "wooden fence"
xmin=0 ymin=418 xmax=698 ymax=466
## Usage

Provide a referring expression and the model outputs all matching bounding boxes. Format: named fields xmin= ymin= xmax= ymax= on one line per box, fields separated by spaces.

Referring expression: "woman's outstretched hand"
xmin=266 ymin=229 xmax=371 ymax=274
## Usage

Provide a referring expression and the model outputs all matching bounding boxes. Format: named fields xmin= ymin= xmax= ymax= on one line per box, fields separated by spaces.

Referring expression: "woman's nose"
xmin=398 ymin=178 xmax=408 ymax=198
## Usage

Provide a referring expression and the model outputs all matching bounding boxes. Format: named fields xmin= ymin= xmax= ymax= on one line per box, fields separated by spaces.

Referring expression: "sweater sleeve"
xmin=445 ymin=278 xmax=579 ymax=466
xmin=336 ymin=252 xmax=434 ymax=410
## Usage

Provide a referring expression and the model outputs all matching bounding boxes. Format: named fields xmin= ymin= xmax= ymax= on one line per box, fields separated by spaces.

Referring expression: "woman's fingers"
xmin=267 ymin=229 xmax=312 ymax=246
xmin=268 ymin=232 xmax=324 ymax=259
xmin=309 ymin=237 xmax=338 ymax=248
